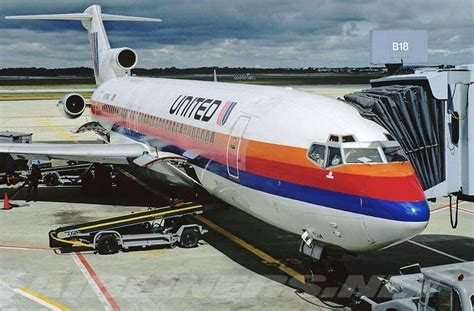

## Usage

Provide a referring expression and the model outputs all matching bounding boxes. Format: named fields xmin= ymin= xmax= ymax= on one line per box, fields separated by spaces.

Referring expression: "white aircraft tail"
xmin=6 ymin=5 xmax=161 ymax=85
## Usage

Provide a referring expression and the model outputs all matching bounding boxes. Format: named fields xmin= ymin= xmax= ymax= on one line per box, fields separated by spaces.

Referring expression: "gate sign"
xmin=370 ymin=30 xmax=428 ymax=64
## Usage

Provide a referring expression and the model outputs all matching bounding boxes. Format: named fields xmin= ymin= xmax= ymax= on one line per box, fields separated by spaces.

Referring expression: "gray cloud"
xmin=0 ymin=0 xmax=472 ymax=68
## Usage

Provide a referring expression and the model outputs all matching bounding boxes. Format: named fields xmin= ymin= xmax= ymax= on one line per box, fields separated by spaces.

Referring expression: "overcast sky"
xmin=0 ymin=0 xmax=472 ymax=68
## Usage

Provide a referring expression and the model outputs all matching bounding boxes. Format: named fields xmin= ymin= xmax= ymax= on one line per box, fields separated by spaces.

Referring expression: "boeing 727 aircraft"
xmin=3 ymin=5 xmax=429 ymax=270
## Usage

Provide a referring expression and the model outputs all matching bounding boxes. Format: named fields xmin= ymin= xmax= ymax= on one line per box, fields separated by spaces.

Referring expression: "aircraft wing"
xmin=0 ymin=142 xmax=150 ymax=165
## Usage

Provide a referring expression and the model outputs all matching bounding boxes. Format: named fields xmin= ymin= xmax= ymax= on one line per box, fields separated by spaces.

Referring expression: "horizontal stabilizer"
xmin=5 ymin=13 xmax=91 ymax=21
xmin=6 ymin=13 xmax=161 ymax=23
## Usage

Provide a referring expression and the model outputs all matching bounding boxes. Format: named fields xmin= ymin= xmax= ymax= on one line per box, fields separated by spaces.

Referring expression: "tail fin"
xmin=6 ymin=5 xmax=161 ymax=85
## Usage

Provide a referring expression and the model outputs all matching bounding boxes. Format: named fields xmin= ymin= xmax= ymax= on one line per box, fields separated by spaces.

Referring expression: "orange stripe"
xmin=92 ymin=101 xmax=415 ymax=177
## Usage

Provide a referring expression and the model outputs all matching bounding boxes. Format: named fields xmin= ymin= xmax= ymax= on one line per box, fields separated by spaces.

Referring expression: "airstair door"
xmin=226 ymin=116 xmax=250 ymax=180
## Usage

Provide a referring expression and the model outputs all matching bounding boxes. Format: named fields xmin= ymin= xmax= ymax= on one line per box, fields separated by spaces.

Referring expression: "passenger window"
xmin=344 ymin=148 xmax=383 ymax=164
xmin=326 ymin=147 xmax=342 ymax=168
xmin=308 ymin=144 xmax=326 ymax=167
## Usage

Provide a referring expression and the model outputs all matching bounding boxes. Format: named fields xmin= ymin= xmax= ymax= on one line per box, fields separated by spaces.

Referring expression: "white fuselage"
xmin=89 ymin=76 xmax=430 ymax=252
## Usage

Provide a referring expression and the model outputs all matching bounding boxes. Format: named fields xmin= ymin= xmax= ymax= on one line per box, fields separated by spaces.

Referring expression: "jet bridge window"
xmin=308 ymin=144 xmax=326 ymax=167
xmin=344 ymin=148 xmax=382 ymax=164
xmin=326 ymin=147 xmax=342 ymax=168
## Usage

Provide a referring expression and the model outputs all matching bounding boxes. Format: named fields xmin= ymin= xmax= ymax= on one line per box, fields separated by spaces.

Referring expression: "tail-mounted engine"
xmin=57 ymin=93 xmax=87 ymax=119
xmin=101 ymin=47 xmax=138 ymax=78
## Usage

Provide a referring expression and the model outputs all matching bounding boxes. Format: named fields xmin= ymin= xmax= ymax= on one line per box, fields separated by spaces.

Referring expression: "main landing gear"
xmin=81 ymin=164 xmax=113 ymax=195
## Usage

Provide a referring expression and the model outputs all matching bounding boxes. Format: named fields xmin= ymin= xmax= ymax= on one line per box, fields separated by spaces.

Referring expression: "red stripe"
xmin=76 ymin=252 xmax=121 ymax=310
xmin=245 ymin=156 xmax=424 ymax=201
xmin=218 ymin=101 xmax=232 ymax=125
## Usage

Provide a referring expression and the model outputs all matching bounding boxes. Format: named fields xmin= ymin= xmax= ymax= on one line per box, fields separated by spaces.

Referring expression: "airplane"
xmin=3 ymin=5 xmax=429 ymax=274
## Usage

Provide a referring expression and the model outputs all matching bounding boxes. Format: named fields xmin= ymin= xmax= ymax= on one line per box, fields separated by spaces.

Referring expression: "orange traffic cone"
xmin=3 ymin=192 xmax=11 ymax=210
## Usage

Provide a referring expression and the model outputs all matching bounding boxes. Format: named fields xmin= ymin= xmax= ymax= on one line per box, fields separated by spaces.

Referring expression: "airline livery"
xmin=3 ymin=5 xmax=429 ymax=263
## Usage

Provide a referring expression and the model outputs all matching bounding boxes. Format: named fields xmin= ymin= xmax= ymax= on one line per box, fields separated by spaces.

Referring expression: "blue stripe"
xmin=221 ymin=102 xmax=237 ymax=125
xmin=111 ymin=124 xmax=429 ymax=222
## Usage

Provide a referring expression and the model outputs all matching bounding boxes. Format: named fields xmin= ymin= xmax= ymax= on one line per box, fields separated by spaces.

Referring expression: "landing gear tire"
xmin=81 ymin=165 xmax=113 ymax=196
xmin=304 ymin=258 xmax=347 ymax=288
xmin=81 ymin=171 xmax=95 ymax=195
xmin=179 ymin=229 xmax=200 ymax=248
xmin=96 ymin=234 xmax=120 ymax=255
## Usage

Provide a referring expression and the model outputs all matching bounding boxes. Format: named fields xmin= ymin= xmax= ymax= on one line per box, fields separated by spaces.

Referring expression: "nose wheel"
xmin=299 ymin=232 xmax=347 ymax=287
xmin=304 ymin=255 xmax=348 ymax=287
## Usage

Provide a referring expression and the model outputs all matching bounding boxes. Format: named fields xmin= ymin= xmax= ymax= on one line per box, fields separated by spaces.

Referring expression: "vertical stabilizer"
xmin=6 ymin=5 xmax=161 ymax=85
xmin=82 ymin=5 xmax=111 ymax=83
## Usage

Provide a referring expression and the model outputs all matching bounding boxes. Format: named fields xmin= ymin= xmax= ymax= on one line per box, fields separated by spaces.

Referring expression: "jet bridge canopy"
xmin=343 ymin=65 xmax=474 ymax=200
xmin=344 ymin=85 xmax=445 ymax=191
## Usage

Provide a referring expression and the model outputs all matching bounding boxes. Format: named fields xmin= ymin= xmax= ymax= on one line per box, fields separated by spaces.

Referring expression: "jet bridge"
xmin=344 ymin=65 xmax=473 ymax=202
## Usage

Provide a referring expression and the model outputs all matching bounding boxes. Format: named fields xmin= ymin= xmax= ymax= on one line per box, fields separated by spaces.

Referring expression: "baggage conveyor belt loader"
xmin=49 ymin=202 xmax=207 ymax=254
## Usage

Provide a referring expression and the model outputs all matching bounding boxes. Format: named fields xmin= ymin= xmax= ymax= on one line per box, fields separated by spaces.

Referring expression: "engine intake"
xmin=57 ymin=93 xmax=86 ymax=119
xmin=117 ymin=48 xmax=137 ymax=69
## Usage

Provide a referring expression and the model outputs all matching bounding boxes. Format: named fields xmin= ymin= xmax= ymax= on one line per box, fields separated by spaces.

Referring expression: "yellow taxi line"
xmin=195 ymin=215 xmax=305 ymax=284
xmin=35 ymin=117 xmax=79 ymax=143
xmin=16 ymin=287 xmax=71 ymax=311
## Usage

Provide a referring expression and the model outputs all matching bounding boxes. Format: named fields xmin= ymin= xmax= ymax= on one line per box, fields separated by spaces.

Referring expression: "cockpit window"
xmin=342 ymin=135 xmax=355 ymax=142
xmin=344 ymin=148 xmax=382 ymax=164
xmin=308 ymin=144 xmax=326 ymax=167
xmin=329 ymin=135 xmax=339 ymax=142
xmin=326 ymin=147 xmax=342 ymax=168
xmin=384 ymin=146 xmax=408 ymax=162
xmin=385 ymin=133 xmax=396 ymax=141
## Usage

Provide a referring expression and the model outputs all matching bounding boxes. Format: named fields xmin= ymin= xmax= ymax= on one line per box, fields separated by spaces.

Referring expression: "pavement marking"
xmin=73 ymin=252 xmax=121 ymax=311
xmin=14 ymin=287 xmax=71 ymax=311
xmin=0 ymin=244 xmax=50 ymax=251
xmin=407 ymin=240 xmax=466 ymax=263
xmin=35 ymin=117 xmax=79 ymax=143
xmin=195 ymin=215 xmax=305 ymax=284
xmin=458 ymin=207 xmax=474 ymax=215
xmin=430 ymin=201 xmax=466 ymax=213
xmin=0 ymin=278 xmax=70 ymax=310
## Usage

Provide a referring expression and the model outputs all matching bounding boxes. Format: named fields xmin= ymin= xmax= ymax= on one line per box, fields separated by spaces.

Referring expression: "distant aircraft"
xmin=3 ymin=5 xmax=429 ymax=272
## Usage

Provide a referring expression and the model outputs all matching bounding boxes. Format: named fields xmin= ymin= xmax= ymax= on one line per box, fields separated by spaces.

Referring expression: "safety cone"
xmin=3 ymin=192 xmax=11 ymax=210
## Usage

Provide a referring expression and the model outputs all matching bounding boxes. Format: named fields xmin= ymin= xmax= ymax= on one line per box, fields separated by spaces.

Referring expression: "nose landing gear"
xmin=300 ymin=230 xmax=348 ymax=287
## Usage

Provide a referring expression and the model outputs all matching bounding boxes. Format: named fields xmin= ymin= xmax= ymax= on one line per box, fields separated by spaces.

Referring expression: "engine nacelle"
xmin=104 ymin=47 xmax=138 ymax=71
xmin=57 ymin=93 xmax=86 ymax=119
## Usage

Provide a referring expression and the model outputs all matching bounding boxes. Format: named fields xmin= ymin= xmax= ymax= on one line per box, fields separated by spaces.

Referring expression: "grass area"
xmin=0 ymin=84 xmax=96 ymax=90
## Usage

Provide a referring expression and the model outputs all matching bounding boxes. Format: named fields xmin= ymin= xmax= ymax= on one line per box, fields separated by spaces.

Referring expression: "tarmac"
xmin=0 ymin=86 xmax=472 ymax=310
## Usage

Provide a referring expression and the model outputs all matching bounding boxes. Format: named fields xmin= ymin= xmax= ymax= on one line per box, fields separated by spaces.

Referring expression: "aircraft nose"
xmin=362 ymin=198 xmax=430 ymax=249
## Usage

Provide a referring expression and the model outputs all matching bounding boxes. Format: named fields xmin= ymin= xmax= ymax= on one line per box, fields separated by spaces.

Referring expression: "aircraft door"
xmin=226 ymin=116 xmax=250 ymax=180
